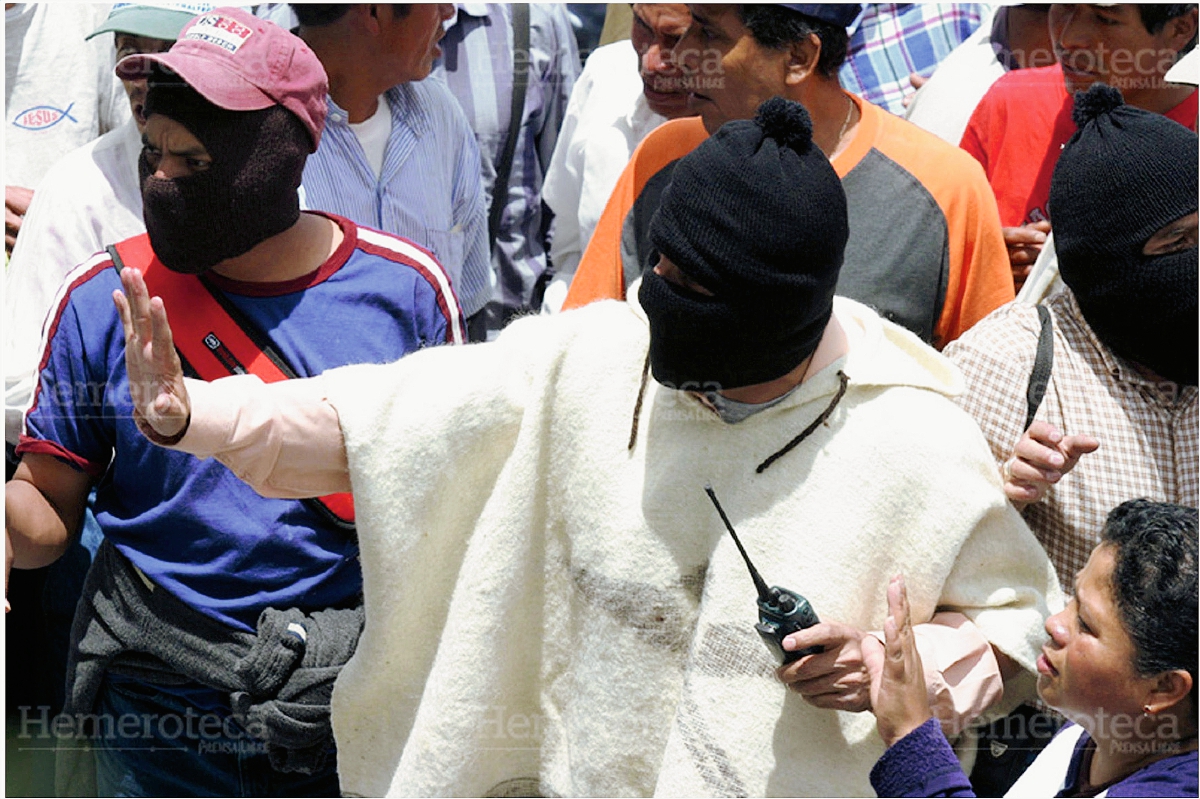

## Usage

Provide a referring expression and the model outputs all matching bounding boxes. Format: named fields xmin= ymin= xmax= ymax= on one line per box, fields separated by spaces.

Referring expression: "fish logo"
xmin=12 ymin=103 xmax=78 ymax=131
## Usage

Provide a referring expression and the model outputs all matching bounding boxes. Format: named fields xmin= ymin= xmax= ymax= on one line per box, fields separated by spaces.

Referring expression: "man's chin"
xmin=697 ymin=107 xmax=725 ymax=136
xmin=686 ymin=94 xmax=723 ymax=134
xmin=1060 ymin=67 xmax=1099 ymax=95
xmin=646 ymin=93 xmax=692 ymax=120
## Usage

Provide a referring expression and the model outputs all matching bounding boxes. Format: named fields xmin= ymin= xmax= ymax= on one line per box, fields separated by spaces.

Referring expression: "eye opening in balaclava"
xmin=139 ymin=63 xmax=311 ymax=275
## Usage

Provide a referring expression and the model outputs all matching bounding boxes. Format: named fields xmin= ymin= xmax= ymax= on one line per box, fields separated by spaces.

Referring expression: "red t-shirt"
xmin=960 ymin=63 xmax=1198 ymax=226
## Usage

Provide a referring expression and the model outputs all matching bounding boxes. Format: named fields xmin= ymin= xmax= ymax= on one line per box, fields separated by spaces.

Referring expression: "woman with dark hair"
xmin=870 ymin=499 xmax=1198 ymax=797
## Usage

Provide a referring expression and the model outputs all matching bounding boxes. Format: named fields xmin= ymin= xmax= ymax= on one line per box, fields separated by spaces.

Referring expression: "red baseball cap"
xmin=116 ymin=6 xmax=327 ymax=151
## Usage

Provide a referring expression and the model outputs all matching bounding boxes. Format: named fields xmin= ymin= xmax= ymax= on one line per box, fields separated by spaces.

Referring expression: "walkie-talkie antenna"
xmin=704 ymin=484 xmax=772 ymax=603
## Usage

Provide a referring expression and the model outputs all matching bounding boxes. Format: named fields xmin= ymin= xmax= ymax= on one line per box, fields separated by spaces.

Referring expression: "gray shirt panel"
xmin=840 ymin=148 xmax=950 ymax=343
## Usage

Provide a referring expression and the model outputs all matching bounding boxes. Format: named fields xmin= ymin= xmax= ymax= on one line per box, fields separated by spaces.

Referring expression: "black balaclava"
xmin=1051 ymin=83 xmax=1198 ymax=386
xmin=140 ymin=66 xmax=310 ymax=274
xmin=638 ymin=97 xmax=849 ymax=391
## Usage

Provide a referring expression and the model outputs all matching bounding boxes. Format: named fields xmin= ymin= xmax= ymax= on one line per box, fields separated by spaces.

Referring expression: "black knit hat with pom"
xmin=1051 ymin=83 xmax=1198 ymax=266
xmin=1050 ymin=83 xmax=1198 ymax=385
xmin=643 ymin=97 xmax=848 ymax=387
xmin=649 ymin=97 xmax=848 ymax=304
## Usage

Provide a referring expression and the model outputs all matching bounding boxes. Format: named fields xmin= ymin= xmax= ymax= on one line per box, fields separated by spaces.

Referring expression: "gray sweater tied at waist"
xmin=62 ymin=538 xmax=363 ymax=781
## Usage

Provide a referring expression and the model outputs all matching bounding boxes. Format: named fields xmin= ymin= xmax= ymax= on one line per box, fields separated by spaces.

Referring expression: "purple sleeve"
xmin=870 ymin=718 xmax=977 ymax=798
xmin=1108 ymin=750 xmax=1198 ymax=798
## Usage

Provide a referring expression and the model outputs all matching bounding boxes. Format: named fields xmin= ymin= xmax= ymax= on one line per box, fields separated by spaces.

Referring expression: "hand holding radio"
xmin=776 ymin=622 xmax=874 ymax=712
xmin=704 ymin=485 xmax=822 ymax=665
xmin=704 ymin=484 xmax=873 ymax=712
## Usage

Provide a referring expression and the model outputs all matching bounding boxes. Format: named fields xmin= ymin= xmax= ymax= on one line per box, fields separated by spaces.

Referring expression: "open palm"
xmin=112 ymin=267 xmax=191 ymax=442
xmin=869 ymin=575 xmax=934 ymax=747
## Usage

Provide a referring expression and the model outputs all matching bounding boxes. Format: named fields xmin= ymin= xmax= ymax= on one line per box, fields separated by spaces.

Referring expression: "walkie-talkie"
xmin=705 ymin=485 xmax=822 ymax=664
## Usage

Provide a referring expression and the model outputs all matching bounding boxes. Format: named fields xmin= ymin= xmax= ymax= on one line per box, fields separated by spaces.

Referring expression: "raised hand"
xmin=868 ymin=575 xmax=933 ymax=747
xmin=1003 ymin=420 xmax=1099 ymax=510
xmin=112 ymin=267 xmax=191 ymax=443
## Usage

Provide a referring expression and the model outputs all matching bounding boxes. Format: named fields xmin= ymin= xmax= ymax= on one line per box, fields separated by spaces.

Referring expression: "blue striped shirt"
xmin=301 ymin=79 xmax=492 ymax=316
xmin=432 ymin=3 xmax=579 ymax=319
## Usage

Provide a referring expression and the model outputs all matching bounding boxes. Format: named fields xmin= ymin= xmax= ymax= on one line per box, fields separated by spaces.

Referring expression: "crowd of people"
xmin=4 ymin=3 xmax=1197 ymax=797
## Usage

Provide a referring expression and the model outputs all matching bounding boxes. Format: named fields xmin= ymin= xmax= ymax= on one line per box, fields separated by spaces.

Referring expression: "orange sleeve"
xmin=562 ymin=151 xmax=639 ymax=309
xmin=563 ymin=117 xmax=709 ymax=311
xmin=933 ymin=155 xmax=1014 ymax=348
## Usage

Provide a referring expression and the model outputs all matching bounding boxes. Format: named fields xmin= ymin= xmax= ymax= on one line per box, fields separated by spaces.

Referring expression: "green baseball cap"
xmin=86 ymin=3 xmax=215 ymax=42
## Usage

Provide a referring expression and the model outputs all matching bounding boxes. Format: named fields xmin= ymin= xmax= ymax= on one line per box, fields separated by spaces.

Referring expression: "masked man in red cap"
xmin=5 ymin=8 xmax=462 ymax=795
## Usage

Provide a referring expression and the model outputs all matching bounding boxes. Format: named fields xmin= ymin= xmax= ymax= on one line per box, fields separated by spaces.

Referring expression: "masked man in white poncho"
xmin=113 ymin=97 xmax=1061 ymax=797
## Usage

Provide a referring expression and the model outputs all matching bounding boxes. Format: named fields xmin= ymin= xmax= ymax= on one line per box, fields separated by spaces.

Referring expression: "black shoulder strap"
xmin=488 ymin=3 xmax=531 ymax=248
xmin=1024 ymin=304 xmax=1054 ymax=431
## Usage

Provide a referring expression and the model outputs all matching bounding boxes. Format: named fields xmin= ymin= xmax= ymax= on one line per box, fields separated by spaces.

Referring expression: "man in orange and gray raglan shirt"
xmin=563 ymin=3 xmax=1013 ymax=350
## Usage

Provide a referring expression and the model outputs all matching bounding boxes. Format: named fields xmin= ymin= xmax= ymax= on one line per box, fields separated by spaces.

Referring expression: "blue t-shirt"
xmin=20 ymin=213 xmax=462 ymax=632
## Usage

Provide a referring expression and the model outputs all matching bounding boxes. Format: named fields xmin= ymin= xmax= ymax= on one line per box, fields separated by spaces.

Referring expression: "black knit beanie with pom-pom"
xmin=638 ymin=97 xmax=849 ymax=390
xmin=1051 ymin=83 xmax=1198 ymax=386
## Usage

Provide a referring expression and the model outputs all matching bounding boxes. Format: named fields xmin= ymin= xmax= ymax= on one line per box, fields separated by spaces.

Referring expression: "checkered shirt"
xmin=945 ymin=290 xmax=1198 ymax=586
xmin=840 ymin=3 xmax=986 ymax=116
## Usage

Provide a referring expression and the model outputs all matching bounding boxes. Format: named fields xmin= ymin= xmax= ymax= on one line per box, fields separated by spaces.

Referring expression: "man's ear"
xmin=348 ymin=4 xmax=382 ymax=37
xmin=1162 ymin=7 xmax=1198 ymax=57
xmin=785 ymin=32 xmax=822 ymax=87
xmin=1144 ymin=669 xmax=1194 ymax=716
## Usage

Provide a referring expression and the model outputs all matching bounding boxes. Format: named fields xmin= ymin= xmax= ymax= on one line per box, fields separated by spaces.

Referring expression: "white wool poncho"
xmin=324 ymin=296 xmax=1060 ymax=797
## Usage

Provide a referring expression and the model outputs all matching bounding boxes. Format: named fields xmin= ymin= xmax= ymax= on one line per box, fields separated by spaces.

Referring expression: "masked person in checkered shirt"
xmin=944 ymin=82 xmax=1198 ymax=591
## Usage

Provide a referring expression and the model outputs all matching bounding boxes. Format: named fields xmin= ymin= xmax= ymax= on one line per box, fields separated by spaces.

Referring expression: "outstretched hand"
xmin=112 ymin=267 xmax=191 ymax=443
xmin=868 ymin=575 xmax=932 ymax=747
xmin=1004 ymin=421 xmax=1099 ymax=510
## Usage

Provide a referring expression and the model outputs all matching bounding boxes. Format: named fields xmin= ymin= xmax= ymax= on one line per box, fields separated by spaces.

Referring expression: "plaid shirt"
xmin=945 ymin=290 xmax=1198 ymax=586
xmin=840 ymin=4 xmax=986 ymax=116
